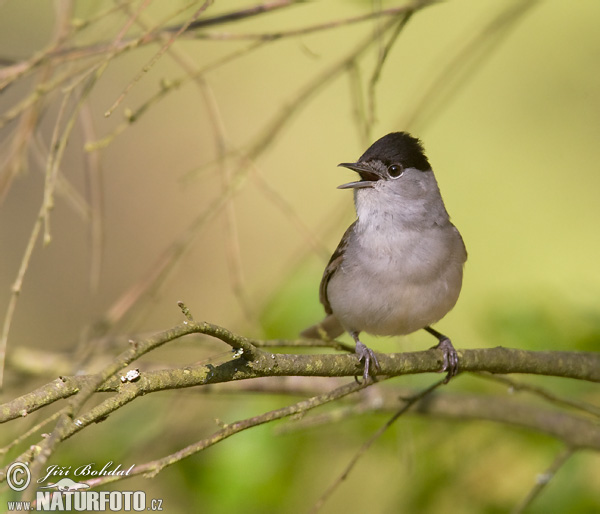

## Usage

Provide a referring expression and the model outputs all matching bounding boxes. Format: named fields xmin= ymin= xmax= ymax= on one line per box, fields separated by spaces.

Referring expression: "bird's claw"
xmin=432 ymin=337 xmax=459 ymax=383
xmin=355 ymin=340 xmax=380 ymax=383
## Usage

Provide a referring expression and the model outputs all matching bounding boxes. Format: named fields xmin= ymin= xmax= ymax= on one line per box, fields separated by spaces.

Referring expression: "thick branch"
xmin=1 ymin=314 xmax=598 ymax=492
xmin=272 ymin=386 xmax=600 ymax=451
xmin=401 ymin=389 xmax=599 ymax=450
xmin=1 ymin=319 xmax=598 ymax=424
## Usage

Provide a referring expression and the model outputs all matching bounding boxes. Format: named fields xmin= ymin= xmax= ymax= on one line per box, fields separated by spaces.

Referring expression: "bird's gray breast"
xmin=326 ymin=215 xmax=466 ymax=336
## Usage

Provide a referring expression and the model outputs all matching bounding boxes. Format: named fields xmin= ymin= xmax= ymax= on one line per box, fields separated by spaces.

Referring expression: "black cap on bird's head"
xmin=337 ymin=132 xmax=431 ymax=190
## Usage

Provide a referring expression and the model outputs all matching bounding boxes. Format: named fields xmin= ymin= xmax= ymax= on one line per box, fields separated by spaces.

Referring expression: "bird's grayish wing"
xmin=319 ymin=220 xmax=356 ymax=314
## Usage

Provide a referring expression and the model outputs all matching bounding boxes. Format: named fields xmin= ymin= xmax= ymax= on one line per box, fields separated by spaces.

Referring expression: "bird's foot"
xmin=354 ymin=339 xmax=380 ymax=383
xmin=424 ymin=326 xmax=459 ymax=383
xmin=431 ymin=337 xmax=459 ymax=384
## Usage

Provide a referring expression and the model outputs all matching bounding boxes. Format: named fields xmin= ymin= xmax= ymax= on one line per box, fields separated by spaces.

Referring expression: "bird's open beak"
xmin=337 ymin=162 xmax=381 ymax=189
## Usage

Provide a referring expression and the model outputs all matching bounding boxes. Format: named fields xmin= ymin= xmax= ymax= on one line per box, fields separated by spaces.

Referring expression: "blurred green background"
xmin=0 ymin=1 xmax=598 ymax=512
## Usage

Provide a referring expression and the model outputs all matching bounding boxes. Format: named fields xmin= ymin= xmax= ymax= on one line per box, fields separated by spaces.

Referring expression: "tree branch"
xmin=1 ymin=318 xmax=598 ymax=425
xmin=1 ymin=313 xmax=598 ymax=499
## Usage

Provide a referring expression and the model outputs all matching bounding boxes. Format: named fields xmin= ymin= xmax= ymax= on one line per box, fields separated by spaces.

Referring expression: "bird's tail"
xmin=300 ymin=315 xmax=344 ymax=340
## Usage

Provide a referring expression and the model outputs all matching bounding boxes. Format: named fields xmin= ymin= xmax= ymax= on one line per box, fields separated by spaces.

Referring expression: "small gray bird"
xmin=302 ymin=132 xmax=467 ymax=382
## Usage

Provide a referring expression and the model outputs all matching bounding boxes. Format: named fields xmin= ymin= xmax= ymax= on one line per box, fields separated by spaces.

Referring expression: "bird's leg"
xmin=424 ymin=326 xmax=459 ymax=383
xmin=350 ymin=331 xmax=380 ymax=383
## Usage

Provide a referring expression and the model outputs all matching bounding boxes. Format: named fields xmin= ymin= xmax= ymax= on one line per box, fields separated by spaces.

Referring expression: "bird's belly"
xmin=326 ymin=229 xmax=464 ymax=336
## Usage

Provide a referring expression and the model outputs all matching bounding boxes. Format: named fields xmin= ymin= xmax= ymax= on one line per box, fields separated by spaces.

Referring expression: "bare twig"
xmin=1 ymin=306 xmax=598 ymax=504
xmin=400 ymin=0 xmax=541 ymax=130
xmin=367 ymin=10 xmax=415 ymax=134
xmin=165 ymin=0 xmax=302 ymax=34
xmin=511 ymin=447 xmax=575 ymax=514
xmin=104 ymin=0 xmax=214 ymax=117
xmin=31 ymin=133 xmax=91 ymax=221
xmin=249 ymin=165 xmax=332 ymax=261
xmin=272 ymin=382 xmax=600 ymax=451
xmin=0 ymin=409 xmax=66 ymax=456
xmin=0 ymin=64 xmax=103 ymax=387
xmin=311 ymin=379 xmax=445 ymax=512
xmin=347 ymin=60 xmax=369 ymax=148
xmin=84 ymin=377 xmax=375 ymax=488
xmin=2 ymin=316 xmax=599 ymax=425
xmin=66 ymin=4 xmax=436 ymax=338
xmin=0 ymin=214 xmax=42 ymax=389
xmin=474 ymin=372 xmax=600 ymax=418
xmin=78 ymin=101 xmax=104 ymax=293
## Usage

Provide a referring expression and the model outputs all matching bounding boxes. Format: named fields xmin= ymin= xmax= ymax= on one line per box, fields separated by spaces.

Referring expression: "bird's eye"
xmin=388 ymin=164 xmax=404 ymax=178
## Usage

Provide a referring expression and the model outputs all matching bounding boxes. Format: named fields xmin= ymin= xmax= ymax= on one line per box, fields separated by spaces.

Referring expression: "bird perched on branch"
xmin=302 ymin=132 xmax=467 ymax=382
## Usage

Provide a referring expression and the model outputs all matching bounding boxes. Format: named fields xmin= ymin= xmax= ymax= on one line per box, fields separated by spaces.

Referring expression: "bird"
xmin=301 ymin=132 xmax=467 ymax=382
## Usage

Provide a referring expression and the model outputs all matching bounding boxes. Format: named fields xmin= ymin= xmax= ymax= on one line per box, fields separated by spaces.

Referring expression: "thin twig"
xmin=42 ymin=89 xmax=73 ymax=244
xmin=0 ymin=409 xmax=66 ymax=456
xmin=400 ymin=0 xmax=540 ymax=130
xmin=128 ymin=0 xmax=254 ymax=320
xmin=84 ymin=1 xmax=370 ymax=332
xmin=82 ymin=159 xmax=252 ymax=343
xmin=104 ymin=0 xmax=214 ymax=117
xmin=158 ymin=2 xmax=436 ymax=41
xmin=85 ymin=40 xmax=266 ymax=152
xmin=78 ymin=101 xmax=104 ymax=293
xmin=0 ymin=212 xmax=42 ymax=388
xmin=0 ymin=0 xmax=74 ymax=92
xmin=474 ymin=372 xmax=600 ymax=418
xmin=20 ymin=303 xmax=232 ymax=497
xmin=0 ymin=1 xmax=432 ymax=93
xmin=249 ymin=166 xmax=332 ymax=261
xmin=511 ymin=447 xmax=575 ymax=514
xmin=0 ymin=1 xmax=139 ymax=386
xmin=31 ymin=133 xmax=91 ymax=221
xmin=346 ymin=60 xmax=369 ymax=148
xmin=367 ymin=10 xmax=414 ymax=131
xmin=83 ymin=377 xmax=377 ymax=488
xmin=250 ymin=197 xmax=354 ymax=318
xmin=242 ymin=15 xmax=404 ymax=163
xmin=311 ymin=378 xmax=445 ymax=512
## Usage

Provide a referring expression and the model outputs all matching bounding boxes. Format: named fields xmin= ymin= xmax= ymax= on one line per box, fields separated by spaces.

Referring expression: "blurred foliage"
xmin=481 ymin=292 xmax=600 ymax=352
